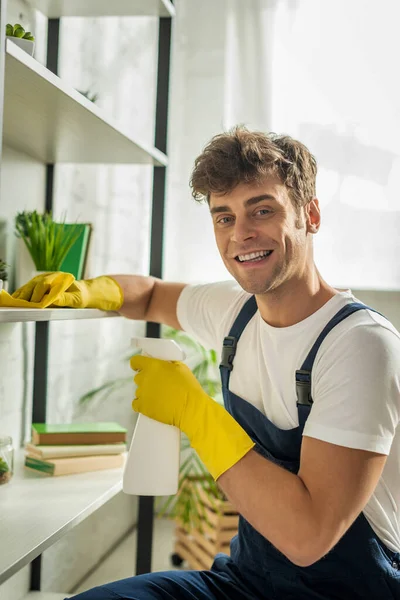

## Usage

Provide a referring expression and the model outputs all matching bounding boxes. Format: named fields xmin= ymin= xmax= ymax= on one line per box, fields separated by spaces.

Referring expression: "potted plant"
xmin=0 ymin=457 xmax=11 ymax=485
xmin=15 ymin=211 xmax=82 ymax=279
xmin=0 ymin=259 xmax=8 ymax=291
xmin=6 ymin=23 xmax=35 ymax=56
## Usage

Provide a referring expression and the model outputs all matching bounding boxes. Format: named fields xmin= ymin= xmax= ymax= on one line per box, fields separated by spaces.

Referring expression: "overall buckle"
xmin=220 ymin=336 xmax=237 ymax=371
xmin=296 ymin=370 xmax=313 ymax=406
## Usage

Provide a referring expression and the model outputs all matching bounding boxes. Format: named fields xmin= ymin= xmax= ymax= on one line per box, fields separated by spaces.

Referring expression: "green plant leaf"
xmin=78 ymin=376 xmax=132 ymax=405
xmin=15 ymin=211 xmax=84 ymax=271
xmin=13 ymin=26 xmax=25 ymax=38
xmin=0 ymin=458 xmax=9 ymax=473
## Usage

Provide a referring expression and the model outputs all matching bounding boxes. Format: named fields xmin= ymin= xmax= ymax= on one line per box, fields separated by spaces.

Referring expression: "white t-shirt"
xmin=177 ymin=280 xmax=400 ymax=553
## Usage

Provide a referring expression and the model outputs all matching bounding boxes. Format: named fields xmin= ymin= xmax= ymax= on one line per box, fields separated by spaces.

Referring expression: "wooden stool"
xmin=171 ymin=484 xmax=239 ymax=570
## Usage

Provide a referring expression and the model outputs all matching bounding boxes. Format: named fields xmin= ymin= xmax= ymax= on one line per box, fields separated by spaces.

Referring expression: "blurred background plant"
xmin=15 ymin=211 xmax=82 ymax=272
xmin=77 ymin=89 xmax=99 ymax=103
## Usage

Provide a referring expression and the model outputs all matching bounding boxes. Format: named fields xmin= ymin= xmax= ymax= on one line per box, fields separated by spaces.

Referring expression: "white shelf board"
xmin=0 ymin=307 xmax=120 ymax=323
xmin=26 ymin=0 xmax=175 ymax=17
xmin=0 ymin=452 xmax=124 ymax=585
xmin=3 ymin=40 xmax=167 ymax=165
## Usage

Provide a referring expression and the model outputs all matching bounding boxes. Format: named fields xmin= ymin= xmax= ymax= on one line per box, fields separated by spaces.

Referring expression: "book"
xmin=59 ymin=223 xmax=92 ymax=280
xmin=25 ymin=442 xmax=127 ymax=460
xmin=25 ymin=453 xmax=125 ymax=476
xmin=31 ymin=422 xmax=127 ymax=446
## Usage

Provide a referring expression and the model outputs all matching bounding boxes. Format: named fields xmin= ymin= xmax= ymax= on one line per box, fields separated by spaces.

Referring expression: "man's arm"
xmin=217 ymin=437 xmax=386 ymax=567
xmin=110 ymin=275 xmax=186 ymax=329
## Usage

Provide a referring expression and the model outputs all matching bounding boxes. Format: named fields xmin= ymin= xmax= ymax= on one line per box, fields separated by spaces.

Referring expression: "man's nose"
xmin=231 ymin=217 xmax=257 ymax=243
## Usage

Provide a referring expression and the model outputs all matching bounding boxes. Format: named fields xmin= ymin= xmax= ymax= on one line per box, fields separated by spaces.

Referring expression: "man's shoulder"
xmin=177 ymin=280 xmax=252 ymax=351
xmin=337 ymin=296 xmax=400 ymax=343
xmin=181 ymin=280 xmax=251 ymax=315
xmin=316 ymin=296 xmax=400 ymax=367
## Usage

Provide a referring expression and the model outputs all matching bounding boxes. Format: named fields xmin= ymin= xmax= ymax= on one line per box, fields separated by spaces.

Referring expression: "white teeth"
xmin=238 ymin=250 xmax=271 ymax=262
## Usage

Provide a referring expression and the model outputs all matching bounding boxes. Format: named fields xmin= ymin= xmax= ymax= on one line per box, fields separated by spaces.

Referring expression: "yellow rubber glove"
xmin=0 ymin=272 xmax=75 ymax=308
xmin=2 ymin=272 xmax=123 ymax=311
xmin=49 ymin=276 xmax=123 ymax=310
xmin=130 ymin=355 xmax=255 ymax=480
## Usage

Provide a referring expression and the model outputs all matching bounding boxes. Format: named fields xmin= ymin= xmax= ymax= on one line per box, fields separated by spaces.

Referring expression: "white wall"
xmin=164 ymin=0 xmax=230 ymax=284
xmin=0 ymin=1 xmax=159 ymax=596
xmin=269 ymin=0 xmax=400 ymax=290
xmin=164 ymin=0 xmax=400 ymax=313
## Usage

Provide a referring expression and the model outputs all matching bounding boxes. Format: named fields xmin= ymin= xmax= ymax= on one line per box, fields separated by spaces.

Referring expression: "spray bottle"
xmin=123 ymin=337 xmax=186 ymax=496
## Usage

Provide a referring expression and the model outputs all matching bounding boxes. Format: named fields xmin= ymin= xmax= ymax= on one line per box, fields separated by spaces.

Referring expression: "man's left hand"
xmin=130 ymin=355 xmax=255 ymax=480
xmin=130 ymin=355 xmax=206 ymax=431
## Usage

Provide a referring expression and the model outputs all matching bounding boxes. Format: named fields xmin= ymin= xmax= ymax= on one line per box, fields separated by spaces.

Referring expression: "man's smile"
xmin=233 ymin=249 xmax=274 ymax=267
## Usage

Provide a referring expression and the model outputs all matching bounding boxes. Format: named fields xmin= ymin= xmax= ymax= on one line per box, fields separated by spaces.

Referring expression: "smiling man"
xmin=10 ymin=127 xmax=400 ymax=599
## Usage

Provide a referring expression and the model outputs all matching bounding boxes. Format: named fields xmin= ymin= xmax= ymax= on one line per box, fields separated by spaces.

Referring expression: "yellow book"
xmin=25 ymin=442 xmax=126 ymax=460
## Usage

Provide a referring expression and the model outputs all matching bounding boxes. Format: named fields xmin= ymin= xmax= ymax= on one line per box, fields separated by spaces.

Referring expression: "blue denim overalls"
xmin=70 ymin=297 xmax=400 ymax=600
xmin=217 ymin=296 xmax=400 ymax=600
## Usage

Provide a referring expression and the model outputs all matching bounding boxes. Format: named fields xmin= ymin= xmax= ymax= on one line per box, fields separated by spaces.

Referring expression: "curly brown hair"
xmin=190 ymin=126 xmax=317 ymax=210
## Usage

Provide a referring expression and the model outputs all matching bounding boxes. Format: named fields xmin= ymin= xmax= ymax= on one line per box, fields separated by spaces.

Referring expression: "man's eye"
xmin=217 ymin=216 xmax=233 ymax=225
xmin=256 ymin=209 xmax=272 ymax=216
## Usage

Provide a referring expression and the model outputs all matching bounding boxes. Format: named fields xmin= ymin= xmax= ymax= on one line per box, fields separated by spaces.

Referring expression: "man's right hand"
xmin=51 ymin=276 xmax=124 ymax=311
xmin=1 ymin=272 xmax=123 ymax=311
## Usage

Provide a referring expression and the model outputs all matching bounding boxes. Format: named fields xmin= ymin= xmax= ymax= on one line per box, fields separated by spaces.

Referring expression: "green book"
xmin=59 ymin=223 xmax=92 ymax=280
xmin=32 ymin=423 xmax=126 ymax=434
xmin=31 ymin=422 xmax=127 ymax=446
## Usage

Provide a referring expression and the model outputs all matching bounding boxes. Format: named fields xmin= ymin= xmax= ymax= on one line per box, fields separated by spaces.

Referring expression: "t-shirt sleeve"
xmin=176 ymin=280 xmax=251 ymax=354
xmin=304 ymin=320 xmax=400 ymax=455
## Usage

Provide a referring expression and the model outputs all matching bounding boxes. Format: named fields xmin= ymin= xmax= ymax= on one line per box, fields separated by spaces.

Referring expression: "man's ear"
xmin=306 ymin=198 xmax=321 ymax=233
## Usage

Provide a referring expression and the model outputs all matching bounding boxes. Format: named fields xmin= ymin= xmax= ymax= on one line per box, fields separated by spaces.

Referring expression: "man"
xmin=8 ymin=128 xmax=400 ymax=599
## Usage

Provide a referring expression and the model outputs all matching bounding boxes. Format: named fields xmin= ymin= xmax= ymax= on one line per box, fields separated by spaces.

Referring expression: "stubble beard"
xmin=230 ymin=259 xmax=284 ymax=296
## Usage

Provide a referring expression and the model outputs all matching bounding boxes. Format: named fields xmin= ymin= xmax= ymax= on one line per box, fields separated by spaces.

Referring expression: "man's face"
xmin=209 ymin=177 xmax=317 ymax=296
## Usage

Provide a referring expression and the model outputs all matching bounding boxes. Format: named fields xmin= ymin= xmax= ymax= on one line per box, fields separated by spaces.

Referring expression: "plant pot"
xmin=6 ymin=36 xmax=35 ymax=56
xmin=0 ymin=280 xmax=8 ymax=292
xmin=32 ymin=271 xmax=53 ymax=278
xmin=15 ymin=238 xmax=35 ymax=289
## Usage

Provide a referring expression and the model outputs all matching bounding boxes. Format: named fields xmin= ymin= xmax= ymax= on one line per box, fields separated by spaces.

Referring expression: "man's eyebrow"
xmin=209 ymin=194 xmax=277 ymax=215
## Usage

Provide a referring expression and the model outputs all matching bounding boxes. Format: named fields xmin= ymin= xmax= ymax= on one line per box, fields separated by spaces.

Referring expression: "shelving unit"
xmin=0 ymin=0 xmax=173 ymax=594
xmin=0 ymin=307 xmax=120 ymax=323
xmin=4 ymin=40 xmax=168 ymax=165
xmin=25 ymin=0 xmax=175 ymax=18
xmin=0 ymin=453 xmax=123 ymax=585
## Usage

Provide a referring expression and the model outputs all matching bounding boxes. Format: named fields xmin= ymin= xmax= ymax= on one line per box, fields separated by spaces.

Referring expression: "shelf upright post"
xmin=0 ymin=0 xmax=7 ymax=186
xmin=29 ymin=17 xmax=61 ymax=592
xmin=136 ymin=13 xmax=173 ymax=576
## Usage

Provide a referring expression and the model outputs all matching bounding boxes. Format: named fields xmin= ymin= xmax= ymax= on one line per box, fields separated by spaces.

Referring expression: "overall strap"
xmin=220 ymin=296 xmax=258 ymax=373
xmin=296 ymin=302 xmax=383 ymax=407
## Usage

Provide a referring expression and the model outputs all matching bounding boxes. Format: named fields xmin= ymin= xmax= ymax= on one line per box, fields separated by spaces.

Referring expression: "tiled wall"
xmin=0 ymin=1 xmax=159 ymax=595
